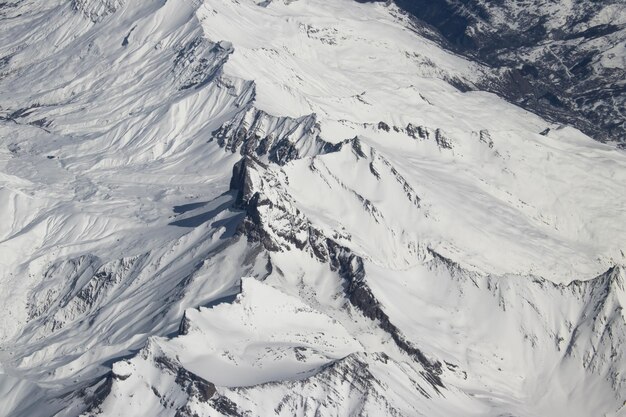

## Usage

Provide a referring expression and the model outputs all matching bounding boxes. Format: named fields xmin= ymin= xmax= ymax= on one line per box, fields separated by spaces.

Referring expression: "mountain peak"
xmin=0 ymin=0 xmax=624 ymax=416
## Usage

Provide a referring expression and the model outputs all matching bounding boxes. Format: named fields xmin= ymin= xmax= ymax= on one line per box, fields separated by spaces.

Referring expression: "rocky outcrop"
xmin=173 ymin=37 xmax=233 ymax=91
xmin=212 ymin=108 xmax=327 ymax=165
xmin=226 ymin=146 xmax=442 ymax=386
xmin=25 ymin=254 xmax=148 ymax=337
xmin=72 ymin=0 xmax=125 ymax=22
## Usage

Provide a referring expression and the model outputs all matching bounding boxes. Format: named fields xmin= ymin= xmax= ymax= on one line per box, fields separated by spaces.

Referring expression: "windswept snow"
xmin=0 ymin=0 xmax=625 ymax=416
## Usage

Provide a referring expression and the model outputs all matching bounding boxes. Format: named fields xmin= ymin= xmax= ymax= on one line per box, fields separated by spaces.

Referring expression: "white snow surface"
xmin=196 ymin=0 xmax=626 ymax=280
xmin=0 ymin=0 xmax=624 ymax=416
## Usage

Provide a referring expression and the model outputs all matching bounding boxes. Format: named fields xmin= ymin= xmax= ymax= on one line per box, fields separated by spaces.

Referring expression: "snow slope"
xmin=0 ymin=0 xmax=625 ymax=416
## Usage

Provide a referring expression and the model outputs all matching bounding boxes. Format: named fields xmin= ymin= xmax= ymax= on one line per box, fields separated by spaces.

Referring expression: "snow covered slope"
xmin=381 ymin=0 xmax=626 ymax=144
xmin=0 ymin=0 xmax=625 ymax=416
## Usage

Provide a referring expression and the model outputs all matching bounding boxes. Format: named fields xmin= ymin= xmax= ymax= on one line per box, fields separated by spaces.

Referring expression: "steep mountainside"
xmin=0 ymin=1 xmax=625 ymax=416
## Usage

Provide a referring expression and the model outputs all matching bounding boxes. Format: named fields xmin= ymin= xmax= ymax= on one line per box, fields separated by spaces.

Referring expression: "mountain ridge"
xmin=0 ymin=0 xmax=625 ymax=416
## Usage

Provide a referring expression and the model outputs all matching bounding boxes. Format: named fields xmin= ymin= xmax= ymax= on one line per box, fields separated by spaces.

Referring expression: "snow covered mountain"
xmin=382 ymin=0 xmax=626 ymax=144
xmin=0 ymin=0 xmax=625 ymax=416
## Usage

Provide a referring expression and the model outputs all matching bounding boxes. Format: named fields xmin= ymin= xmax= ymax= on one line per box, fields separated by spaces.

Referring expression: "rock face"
xmin=0 ymin=1 xmax=625 ymax=417
xmin=374 ymin=0 xmax=626 ymax=144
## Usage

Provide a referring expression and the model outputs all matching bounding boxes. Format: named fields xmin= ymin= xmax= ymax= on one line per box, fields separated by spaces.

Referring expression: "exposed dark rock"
xmin=210 ymin=395 xmax=248 ymax=417
xmin=72 ymin=0 xmax=125 ymax=23
xmin=173 ymin=37 xmax=233 ymax=91
xmin=154 ymin=355 xmax=180 ymax=374
xmin=349 ymin=136 xmax=367 ymax=158
xmin=80 ymin=372 xmax=114 ymax=416
xmin=212 ymin=109 xmax=323 ymax=165
xmin=434 ymin=128 xmax=452 ymax=149
xmin=178 ymin=311 xmax=191 ymax=336
xmin=121 ymin=26 xmax=135 ymax=47
xmin=174 ymin=406 xmax=200 ymax=417
xmin=327 ymin=240 xmax=444 ymax=388
xmin=175 ymin=368 xmax=216 ymax=402
xmin=479 ymin=129 xmax=493 ymax=148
